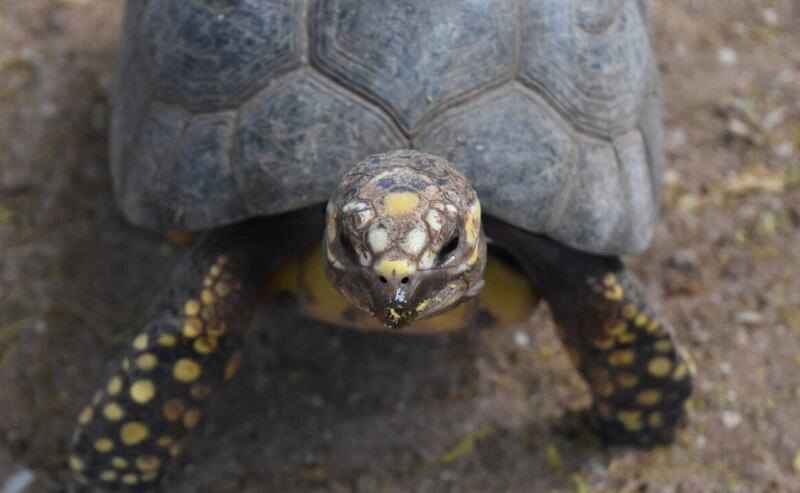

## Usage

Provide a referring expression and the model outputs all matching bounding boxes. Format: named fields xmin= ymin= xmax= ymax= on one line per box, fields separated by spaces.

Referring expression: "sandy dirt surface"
xmin=0 ymin=1 xmax=799 ymax=492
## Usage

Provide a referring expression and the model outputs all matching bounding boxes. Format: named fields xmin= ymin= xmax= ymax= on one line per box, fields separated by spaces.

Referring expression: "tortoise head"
xmin=323 ymin=150 xmax=486 ymax=329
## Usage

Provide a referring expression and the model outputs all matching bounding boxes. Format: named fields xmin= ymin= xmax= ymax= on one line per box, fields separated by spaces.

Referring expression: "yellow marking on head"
xmin=69 ymin=456 xmax=85 ymax=472
xmin=182 ymin=318 xmax=203 ymax=339
xmin=136 ymin=455 xmax=161 ymax=472
xmin=183 ymin=407 xmax=202 ymax=429
xmin=130 ymin=380 xmax=156 ymax=404
xmin=654 ymin=339 xmax=673 ymax=353
xmin=465 ymin=200 xmax=481 ymax=245
xmin=107 ymin=376 xmax=123 ymax=395
xmin=224 ymin=351 xmax=242 ymax=380
xmin=157 ymin=436 xmax=174 ymax=448
xmin=608 ymin=350 xmax=635 ymax=366
xmin=103 ymin=402 xmax=125 ymax=421
xmin=387 ymin=308 xmax=401 ymax=323
xmin=193 ymin=336 xmax=218 ymax=355
xmin=594 ymin=337 xmax=614 ymax=350
xmin=383 ymin=191 xmax=420 ymax=216
xmin=184 ymin=299 xmax=201 ymax=317
xmin=201 ymin=289 xmax=216 ymax=305
xmin=326 ymin=206 xmax=337 ymax=243
xmin=78 ymin=406 xmax=93 ymax=425
xmin=111 ymin=456 xmax=129 ymax=469
xmin=136 ymin=353 xmax=158 ymax=371
xmin=99 ymin=470 xmax=118 ymax=482
xmin=375 ymin=258 xmax=416 ymax=278
xmin=163 ymin=399 xmax=185 ymax=422
xmin=616 ymin=410 xmax=643 ymax=431
xmin=647 ymin=357 xmax=672 ymax=378
xmin=636 ymin=389 xmax=662 ymax=407
xmin=467 ymin=243 xmax=480 ymax=266
xmin=120 ymin=421 xmax=149 ymax=446
xmin=416 ymin=299 xmax=431 ymax=313
xmin=173 ymin=358 xmax=201 ymax=383
xmin=634 ymin=313 xmax=648 ymax=327
xmin=158 ymin=334 xmax=176 ymax=347
xmin=121 ymin=473 xmax=139 ymax=486
xmin=617 ymin=372 xmax=639 ymax=388
xmin=132 ymin=333 xmax=149 ymax=351
xmin=190 ymin=383 xmax=211 ymax=401
xmin=604 ymin=321 xmax=627 ymax=336
xmin=621 ymin=304 xmax=637 ymax=319
xmin=672 ymin=362 xmax=688 ymax=381
xmin=648 ymin=412 xmax=664 ymax=427
xmin=169 ymin=442 xmax=183 ymax=458
xmin=94 ymin=437 xmax=114 ymax=453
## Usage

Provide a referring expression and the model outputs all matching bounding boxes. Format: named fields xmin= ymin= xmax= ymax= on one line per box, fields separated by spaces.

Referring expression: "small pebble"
xmin=721 ymin=410 xmax=742 ymax=430
xmin=735 ymin=311 xmax=764 ymax=326
xmin=719 ymin=362 xmax=731 ymax=375
xmin=761 ymin=8 xmax=778 ymax=26
xmin=727 ymin=118 xmax=749 ymax=137
xmin=1 ymin=468 xmax=35 ymax=493
xmin=513 ymin=331 xmax=530 ymax=348
xmin=718 ymin=47 xmax=738 ymax=66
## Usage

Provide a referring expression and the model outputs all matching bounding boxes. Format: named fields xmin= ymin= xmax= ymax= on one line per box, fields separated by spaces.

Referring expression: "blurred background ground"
xmin=0 ymin=1 xmax=799 ymax=492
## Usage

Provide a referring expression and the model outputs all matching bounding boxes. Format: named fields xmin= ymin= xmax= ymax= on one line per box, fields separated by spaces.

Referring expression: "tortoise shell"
xmin=112 ymin=0 xmax=661 ymax=255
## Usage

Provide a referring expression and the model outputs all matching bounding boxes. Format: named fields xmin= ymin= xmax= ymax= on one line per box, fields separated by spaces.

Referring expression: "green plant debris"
xmin=544 ymin=444 xmax=562 ymax=471
xmin=793 ymin=449 xmax=800 ymax=476
xmin=439 ymin=426 xmax=495 ymax=464
xmin=570 ymin=473 xmax=590 ymax=493
xmin=0 ymin=203 xmax=13 ymax=224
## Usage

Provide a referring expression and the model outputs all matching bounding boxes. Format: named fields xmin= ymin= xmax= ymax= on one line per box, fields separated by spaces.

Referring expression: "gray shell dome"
xmin=112 ymin=0 xmax=662 ymax=255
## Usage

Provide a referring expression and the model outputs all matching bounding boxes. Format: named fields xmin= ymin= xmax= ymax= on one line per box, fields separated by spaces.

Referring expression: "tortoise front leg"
xmin=487 ymin=220 xmax=693 ymax=445
xmin=68 ymin=210 xmax=322 ymax=489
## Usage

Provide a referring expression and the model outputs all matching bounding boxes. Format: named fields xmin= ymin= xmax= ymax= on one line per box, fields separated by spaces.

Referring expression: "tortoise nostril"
xmin=400 ymin=277 xmax=409 ymax=284
xmin=379 ymin=276 xmax=388 ymax=284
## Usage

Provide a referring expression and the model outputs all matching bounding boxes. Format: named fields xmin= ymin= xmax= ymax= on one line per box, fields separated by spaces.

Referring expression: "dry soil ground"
xmin=0 ymin=1 xmax=799 ymax=492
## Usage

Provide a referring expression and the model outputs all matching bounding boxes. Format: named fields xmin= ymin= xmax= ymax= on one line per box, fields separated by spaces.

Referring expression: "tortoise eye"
xmin=339 ymin=234 xmax=359 ymax=263
xmin=436 ymin=234 xmax=460 ymax=266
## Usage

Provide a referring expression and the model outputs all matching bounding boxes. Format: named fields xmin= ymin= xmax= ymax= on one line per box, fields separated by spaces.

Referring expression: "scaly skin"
xmin=486 ymin=218 xmax=693 ymax=445
xmin=69 ymin=210 xmax=322 ymax=490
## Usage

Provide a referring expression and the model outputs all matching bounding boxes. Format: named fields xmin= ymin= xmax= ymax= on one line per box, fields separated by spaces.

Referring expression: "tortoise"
xmin=70 ymin=0 xmax=693 ymax=488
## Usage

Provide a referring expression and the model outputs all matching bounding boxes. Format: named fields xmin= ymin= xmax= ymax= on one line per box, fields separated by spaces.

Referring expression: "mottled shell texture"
xmin=113 ymin=0 xmax=661 ymax=255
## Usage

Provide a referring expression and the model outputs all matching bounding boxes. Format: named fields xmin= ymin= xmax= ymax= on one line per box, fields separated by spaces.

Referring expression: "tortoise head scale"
xmin=323 ymin=150 xmax=486 ymax=329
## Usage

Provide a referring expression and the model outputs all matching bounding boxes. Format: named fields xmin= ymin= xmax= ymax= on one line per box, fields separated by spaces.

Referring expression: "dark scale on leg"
xmin=486 ymin=219 xmax=693 ymax=446
xmin=69 ymin=211 xmax=322 ymax=489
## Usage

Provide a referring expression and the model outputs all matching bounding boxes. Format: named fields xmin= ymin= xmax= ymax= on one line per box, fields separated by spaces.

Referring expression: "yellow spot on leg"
xmin=224 ymin=351 xmax=242 ymax=380
xmin=190 ymin=383 xmax=211 ymax=401
xmin=173 ymin=358 xmax=201 ymax=383
xmin=617 ymin=410 xmax=643 ymax=431
xmin=193 ymin=336 xmax=218 ymax=355
xmin=648 ymin=412 xmax=664 ymax=428
xmin=672 ymin=362 xmax=689 ymax=381
xmin=621 ymin=304 xmax=637 ymax=319
xmin=594 ymin=337 xmax=615 ymax=350
xmin=647 ymin=357 xmax=673 ymax=378
xmin=69 ymin=456 xmax=85 ymax=472
xmin=111 ymin=456 xmax=129 ymax=469
xmin=132 ymin=333 xmax=149 ymax=350
xmin=183 ymin=407 xmax=202 ymax=429
xmin=201 ymin=289 xmax=216 ymax=305
xmin=182 ymin=318 xmax=203 ymax=339
xmin=136 ymin=455 xmax=161 ymax=472
xmin=604 ymin=321 xmax=627 ymax=336
xmin=169 ymin=442 xmax=183 ymax=458
xmin=103 ymin=402 xmax=125 ymax=421
xmin=616 ymin=373 xmax=639 ymax=388
xmin=158 ymin=333 xmax=177 ymax=347
xmin=383 ymin=191 xmax=420 ymax=216
xmin=120 ymin=421 xmax=149 ymax=446
xmin=130 ymin=380 xmax=156 ymax=404
xmin=184 ymin=299 xmax=201 ymax=317
xmin=608 ymin=350 xmax=635 ymax=366
xmin=634 ymin=314 xmax=649 ymax=328
xmin=654 ymin=339 xmax=674 ymax=353
xmin=636 ymin=389 xmax=662 ymax=407
xmin=163 ymin=399 xmax=185 ymax=422
xmin=78 ymin=406 xmax=93 ymax=425
xmin=107 ymin=376 xmax=123 ymax=395
xmin=94 ymin=437 xmax=114 ymax=453
xmin=157 ymin=436 xmax=174 ymax=448
xmin=121 ymin=473 xmax=139 ymax=485
xmin=99 ymin=470 xmax=118 ymax=482
xmin=592 ymin=380 xmax=615 ymax=398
